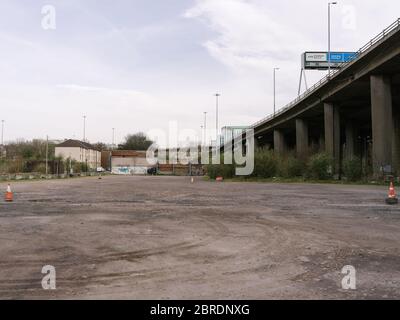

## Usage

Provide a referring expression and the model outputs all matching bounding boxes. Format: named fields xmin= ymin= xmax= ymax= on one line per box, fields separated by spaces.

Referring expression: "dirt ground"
xmin=0 ymin=175 xmax=399 ymax=299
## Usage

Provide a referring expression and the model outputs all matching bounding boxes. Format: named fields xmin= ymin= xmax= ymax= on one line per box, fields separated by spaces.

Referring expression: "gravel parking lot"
xmin=0 ymin=175 xmax=399 ymax=299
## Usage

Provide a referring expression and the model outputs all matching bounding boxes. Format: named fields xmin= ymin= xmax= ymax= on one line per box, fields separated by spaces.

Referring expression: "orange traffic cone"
xmin=5 ymin=184 xmax=13 ymax=202
xmin=386 ymin=181 xmax=398 ymax=205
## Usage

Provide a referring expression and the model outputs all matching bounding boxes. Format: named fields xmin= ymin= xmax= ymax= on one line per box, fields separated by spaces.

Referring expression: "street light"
xmin=203 ymin=112 xmax=208 ymax=146
xmin=273 ymin=68 xmax=280 ymax=116
xmin=112 ymin=128 xmax=115 ymax=149
xmin=83 ymin=115 xmax=87 ymax=142
xmin=46 ymin=135 xmax=49 ymax=175
xmin=328 ymin=2 xmax=338 ymax=76
xmin=1 ymin=120 xmax=4 ymax=146
xmin=214 ymin=93 xmax=220 ymax=142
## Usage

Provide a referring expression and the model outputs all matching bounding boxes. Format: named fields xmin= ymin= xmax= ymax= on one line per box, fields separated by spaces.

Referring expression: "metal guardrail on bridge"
xmin=251 ymin=18 xmax=400 ymax=130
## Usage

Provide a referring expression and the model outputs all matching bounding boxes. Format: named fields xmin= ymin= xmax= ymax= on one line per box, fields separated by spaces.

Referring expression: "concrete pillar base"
xmin=345 ymin=122 xmax=356 ymax=161
xmin=274 ymin=130 xmax=286 ymax=155
xmin=324 ymin=103 xmax=340 ymax=174
xmin=296 ymin=119 xmax=309 ymax=159
xmin=371 ymin=75 xmax=393 ymax=177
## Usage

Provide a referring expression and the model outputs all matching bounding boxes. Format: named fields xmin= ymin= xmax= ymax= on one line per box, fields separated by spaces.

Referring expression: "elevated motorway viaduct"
xmin=251 ymin=19 xmax=400 ymax=178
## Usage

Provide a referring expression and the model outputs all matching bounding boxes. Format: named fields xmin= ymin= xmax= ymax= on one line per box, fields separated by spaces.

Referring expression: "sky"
xmin=0 ymin=0 xmax=399 ymax=146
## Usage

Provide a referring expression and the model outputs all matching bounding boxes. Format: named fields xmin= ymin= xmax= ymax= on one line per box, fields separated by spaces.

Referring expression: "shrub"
xmin=307 ymin=153 xmax=333 ymax=180
xmin=206 ymin=163 xmax=235 ymax=179
xmin=33 ymin=163 xmax=47 ymax=174
xmin=206 ymin=154 xmax=235 ymax=180
xmin=7 ymin=159 xmax=24 ymax=174
xmin=72 ymin=162 xmax=88 ymax=173
xmin=283 ymin=156 xmax=306 ymax=178
xmin=0 ymin=160 xmax=7 ymax=174
xmin=252 ymin=149 xmax=278 ymax=178
xmin=343 ymin=157 xmax=363 ymax=181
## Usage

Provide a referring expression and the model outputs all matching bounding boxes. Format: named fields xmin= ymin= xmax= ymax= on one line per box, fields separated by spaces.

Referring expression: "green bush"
xmin=33 ymin=163 xmax=47 ymax=174
xmin=252 ymin=149 xmax=278 ymax=178
xmin=343 ymin=157 xmax=363 ymax=181
xmin=307 ymin=153 xmax=333 ymax=180
xmin=0 ymin=160 xmax=7 ymax=174
xmin=279 ymin=156 xmax=306 ymax=178
xmin=7 ymin=159 xmax=24 ymax=174
xmin=206 ymin=163 xmax=235 ymax=179
xmin=72 ymin=162 xmax=89 ymax=174
xmin=206 ymin=154 xmax=235 ymax=179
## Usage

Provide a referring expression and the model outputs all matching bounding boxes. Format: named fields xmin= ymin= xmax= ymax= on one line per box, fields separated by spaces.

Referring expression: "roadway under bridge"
xmin=248 ymin=18 xmax=400 ymax=178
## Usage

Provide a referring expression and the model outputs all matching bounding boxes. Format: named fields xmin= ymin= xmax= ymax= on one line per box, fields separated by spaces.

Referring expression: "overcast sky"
xmin=0 ymin=0 xmax=399 ymax=145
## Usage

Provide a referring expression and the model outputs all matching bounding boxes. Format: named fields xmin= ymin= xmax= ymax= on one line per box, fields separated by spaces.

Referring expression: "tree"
xmin=118 ymin=132 xmax=153 ymax=150
xmin=5 ymin=139 xmax=56 ymax=160
xmin=93 ymin=142 xmax=108 ymax=151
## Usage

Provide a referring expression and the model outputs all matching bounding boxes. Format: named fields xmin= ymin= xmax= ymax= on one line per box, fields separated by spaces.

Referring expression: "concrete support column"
xmin=345 ymin=122 xmax=356 ymax=160
xmin=392 ymin=113 xmax=400 ymax=175
xmin=371 ymin=75 xmax=393 ymax=176
xmin=274 ymin=129 xmax=286 ymax=155
xmin=324 ymin=103 xmax=340 ymax=174
xmin=296 ymin=119 xmax=309 ymax=159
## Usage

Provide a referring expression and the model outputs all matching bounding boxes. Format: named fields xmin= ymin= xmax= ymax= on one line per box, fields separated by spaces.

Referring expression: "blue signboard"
xmin=302 ymin=51 xmax=358 ymax=70
xmin=329 ymin=52 xmax=358 ymax=63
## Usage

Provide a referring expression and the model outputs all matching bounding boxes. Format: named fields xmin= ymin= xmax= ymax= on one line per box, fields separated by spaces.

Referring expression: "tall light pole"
xmin=215 ymin=93 xmax=220 ymax=143
xmin=328 ymin=2 xmax=338 ymax=77
xmin=273 ymin=68 xmax=280 ymax=116
xmin=45 ymin=135 xmax=49 ymax=175
xmin=1 ymin=120 xmax=4 ymax=146
xmin=200 ymin=125 xmax=204 ymax=146
xmin=112 ymin=128 xmax=115 ymax=149
xmin=83 ymin=115 xmax=87 ymax=142
xmin=203 ymin=112 xmax=208 ymax=146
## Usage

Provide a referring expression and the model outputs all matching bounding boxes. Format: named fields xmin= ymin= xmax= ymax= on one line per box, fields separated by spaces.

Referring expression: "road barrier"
xmin=0 ymin=172 xmax=107 ymax=182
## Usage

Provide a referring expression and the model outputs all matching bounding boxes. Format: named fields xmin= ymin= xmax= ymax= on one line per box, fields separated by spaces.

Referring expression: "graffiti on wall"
xmin=112 ymin=166 xmax=148 ymax=175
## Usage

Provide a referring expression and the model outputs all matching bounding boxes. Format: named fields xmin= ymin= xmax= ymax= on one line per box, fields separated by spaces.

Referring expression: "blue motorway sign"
xmin=302 ymin=51 xmax=358 ymax=70
xmin=329 ymin=52 xmax=358 ymax=63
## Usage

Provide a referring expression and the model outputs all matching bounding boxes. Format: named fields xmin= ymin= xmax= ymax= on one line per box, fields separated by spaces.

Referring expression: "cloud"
xmin=56 ymin=84 xmax=156 ymax=102
xmin=0 ymin=32 xmax=36 ymax=48
xmin=184 ymin=0 xmax=315 ymax=72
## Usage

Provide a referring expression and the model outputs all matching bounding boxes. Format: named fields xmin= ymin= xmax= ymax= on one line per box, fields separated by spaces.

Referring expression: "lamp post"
xmin=1 ymin=120 xmax=4 ymax=146
xmin=45 ymin=135 xmax=49 ymax=175
xmin=203 ymin=112 xmax=208 ymax=146
xmin=215 ymin=93 xmax=220 ymax=142
xmin=112 ymin=128 xmax=115 ymax=149
xmin=83 ymin=115 xmax=87 ymax=142
xmin=328 ymin=2 xmax=338 ymax=76
xmin=273 ymin=68 xmax=280 ymax=116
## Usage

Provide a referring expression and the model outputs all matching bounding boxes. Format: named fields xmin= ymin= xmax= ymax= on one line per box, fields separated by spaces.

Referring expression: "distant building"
xmin=55 ymin=139 xmax=101 ymax=169
xmin=102 ymin=150 xmax=156 ymax=175
xmin=220 ymin=126 xmax=251 ymax=146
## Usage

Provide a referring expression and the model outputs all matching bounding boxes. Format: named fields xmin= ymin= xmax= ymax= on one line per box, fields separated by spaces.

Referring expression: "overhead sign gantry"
xmin=302 ymin=52 xmax=358 ymax=70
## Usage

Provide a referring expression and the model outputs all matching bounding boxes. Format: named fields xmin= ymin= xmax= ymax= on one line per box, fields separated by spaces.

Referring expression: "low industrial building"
xmin=102 ymin=150 xmax=156 ymax=175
